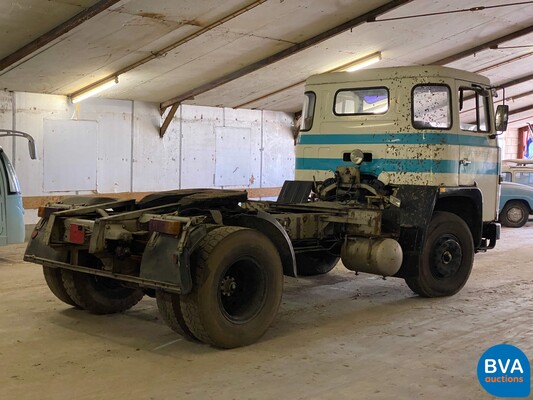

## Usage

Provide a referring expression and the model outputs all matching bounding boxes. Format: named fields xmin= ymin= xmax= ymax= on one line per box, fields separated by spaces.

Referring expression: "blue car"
xmin=499 ymin=181 xmax=533 ymax=228
xmin=0 ymin=130 xmax=36 ymax=245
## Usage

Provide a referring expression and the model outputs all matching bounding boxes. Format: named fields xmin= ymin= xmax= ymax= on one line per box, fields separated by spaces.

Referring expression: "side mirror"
xmin=495 ymin=104 xmax=509 ymax=132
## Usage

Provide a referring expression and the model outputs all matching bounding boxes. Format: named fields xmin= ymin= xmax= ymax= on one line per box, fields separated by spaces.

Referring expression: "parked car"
xmin=502 ymin=159 xmax=533 ymax=187
xmin=0 ymin=129 xmax=36 ymax=245
xmin=499 ymin=181 xmax=533 ymax=228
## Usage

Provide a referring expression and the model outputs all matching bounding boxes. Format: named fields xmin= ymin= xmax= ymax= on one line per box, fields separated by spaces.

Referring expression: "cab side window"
xmin=301 ymin=92 xmax=316 ymax=131
xmin=514 ymin=171 xmax=533 ymax=185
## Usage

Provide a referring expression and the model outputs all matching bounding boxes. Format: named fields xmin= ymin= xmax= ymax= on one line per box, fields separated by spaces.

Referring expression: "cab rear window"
xmin=334 ymin=87 xmax=389 ymax=115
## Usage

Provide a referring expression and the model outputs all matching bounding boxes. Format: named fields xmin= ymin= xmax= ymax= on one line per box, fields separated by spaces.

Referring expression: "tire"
xmin=62 ymin=270 xmax=144 ymax=314
xmin=500 ymin=201 xmax=529 ymax=228
xmin=156 ymin=290 xmax=197 ymax=341
xmin=180 ymin=226 xmax=283 ymax=348
xmin=405 ymin=211 xmax=474 ymax=298
xmin=42 ymin=266 xmax=79 ymax=307
xmin=295 ymin=251 xmax=339 ymax=276
xmin=61 ymin=196 xmax=117 ymax=206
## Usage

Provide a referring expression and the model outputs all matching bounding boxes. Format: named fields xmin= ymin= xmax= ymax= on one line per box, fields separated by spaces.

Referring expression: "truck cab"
xmin=298 ymin=66 xmax=503 ymax=227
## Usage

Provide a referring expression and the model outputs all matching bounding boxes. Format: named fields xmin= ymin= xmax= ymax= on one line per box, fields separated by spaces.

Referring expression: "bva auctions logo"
xmin=477 ymin=344 xmax=530 ymax=398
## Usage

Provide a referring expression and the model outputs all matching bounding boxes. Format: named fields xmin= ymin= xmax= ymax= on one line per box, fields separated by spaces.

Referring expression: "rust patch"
xmin=137 ymin=12 xmax=166 ymax=21
xmin=182 ymin=19 xmax=202 ymax=27
xmin=136 ymin=13 xmax=202 ymax=27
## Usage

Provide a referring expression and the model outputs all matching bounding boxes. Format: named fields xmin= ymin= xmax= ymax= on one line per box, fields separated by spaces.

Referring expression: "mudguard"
xmin=227 ymin=210 xmax=297 ymax=277
xmin=139 ymin=224 xmax=207 ymax=295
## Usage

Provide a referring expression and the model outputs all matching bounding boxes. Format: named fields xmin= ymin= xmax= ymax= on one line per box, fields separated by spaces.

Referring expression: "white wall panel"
xmin=132 ymin=101 xmax=181 ymax=192
xmin=77 ymin=98 xmax=132 ymax=193
xmin=43 ymin=119 xmax=97 ymax=192
xmin=214 ymin=126 xmax=251 ymax=186
xmin=14 ymin=92 xmax=72 ymax=196
xmin=180 ymin=105 xmax=222 ymax=189
xmin=223 ymin=108 xmax=262 ymax=188
xmin=261 ymin=110 xmax=295 ymax=188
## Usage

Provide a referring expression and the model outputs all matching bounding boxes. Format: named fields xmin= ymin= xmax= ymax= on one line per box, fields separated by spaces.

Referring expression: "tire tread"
xmin=42 ymin=266 xmax=79 ymax=307
xmin=180 ymin=226 xmax=244 ymax=345
xmin=156 ymin=290 xmax=197 ymax=340
xmin=62 ymin=270 xmax=144 ymax=314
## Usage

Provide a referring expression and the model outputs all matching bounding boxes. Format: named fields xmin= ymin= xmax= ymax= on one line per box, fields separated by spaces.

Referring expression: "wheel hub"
xmin=218 ymin=258 xmax=267 ymax=323
xmin=431 ymin=236 xmax=463 ymax=279
xmin=507 ymin=207 xmax=524 ymax=223
xmin=220 ymin=276 xmax=237 ymax=296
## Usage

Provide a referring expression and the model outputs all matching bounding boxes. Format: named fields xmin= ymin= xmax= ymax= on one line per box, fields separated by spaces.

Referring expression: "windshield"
xmin=0 ymin=150 xmax=21 ymax=194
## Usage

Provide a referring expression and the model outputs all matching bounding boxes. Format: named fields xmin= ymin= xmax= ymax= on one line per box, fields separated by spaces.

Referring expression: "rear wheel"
xmin=62 ymin=270 xmax=144 ymax=314
xmin=500 ymin=201 xmax=529 ymax=228
xmin=42 ymin=267 xmax=78 ymax=307
xmin=405 ymin=212 xmax=474 ymax=297
xmin=156 ymin=290 xmax=197 ymax=341
xmin=180 ymin=227 xmax=283 ymax=348
xmin=295 ymin=251 xmax=339 ymax=276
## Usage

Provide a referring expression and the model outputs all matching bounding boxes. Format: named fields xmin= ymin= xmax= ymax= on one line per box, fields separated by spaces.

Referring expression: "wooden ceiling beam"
xmin=160 ymin=0 xmax=414 ymax=110
xmin=0 ymin=0 xmax=121 ymax=73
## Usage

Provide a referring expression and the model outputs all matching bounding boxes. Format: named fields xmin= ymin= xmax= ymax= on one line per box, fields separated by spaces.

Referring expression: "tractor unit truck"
xmin=24 ymin=66 xmax=508 ymax=348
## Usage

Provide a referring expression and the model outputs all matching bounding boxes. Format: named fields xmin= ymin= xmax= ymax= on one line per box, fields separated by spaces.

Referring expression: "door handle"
xmin=460 ymin=159 xmax=472 ymax=166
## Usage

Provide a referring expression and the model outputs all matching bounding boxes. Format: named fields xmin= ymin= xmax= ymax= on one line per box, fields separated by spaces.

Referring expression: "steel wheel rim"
xmin=430 ymin=234 xmax=463 ymax=279
xmin=218 ymin=257 xmax=267 ymax=323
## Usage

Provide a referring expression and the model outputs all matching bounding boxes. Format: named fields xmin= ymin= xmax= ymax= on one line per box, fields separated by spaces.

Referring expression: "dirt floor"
xmin=0 ymin=224 xmax=532 ymax=400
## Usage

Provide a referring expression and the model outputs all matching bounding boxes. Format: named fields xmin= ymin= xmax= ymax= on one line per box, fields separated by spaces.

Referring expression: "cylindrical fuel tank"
xmin=341 ymin=237 xmax=403 ymax=276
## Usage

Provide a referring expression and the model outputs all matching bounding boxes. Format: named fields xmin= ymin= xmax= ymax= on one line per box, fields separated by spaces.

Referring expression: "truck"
xmin=0 ymin=130 xmax=36 ymax=245
xmin=24 ymin=66 xmax=508 ymax=348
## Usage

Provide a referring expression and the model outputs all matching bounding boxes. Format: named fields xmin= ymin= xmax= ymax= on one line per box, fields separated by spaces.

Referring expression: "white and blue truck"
xmin=24 ymin=66 xmax=508 ymax=348
xmin=0 ymin=130 xmax=36 ymax=246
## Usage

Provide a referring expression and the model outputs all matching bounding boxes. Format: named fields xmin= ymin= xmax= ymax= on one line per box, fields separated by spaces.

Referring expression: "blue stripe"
xmin=295 ymin=157 xmax=499 ymax=175
xmin=298 ymin=133 xmax=494 ymax=147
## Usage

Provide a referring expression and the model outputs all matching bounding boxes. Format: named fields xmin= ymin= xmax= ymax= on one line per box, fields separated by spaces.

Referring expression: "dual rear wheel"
xmin=42 ymin=226 xmax=284 ymax=349
xmin=157 ymin=226 xmax=284 ymax=348
xmin=42 ymin=266 xmax=144 ymax=314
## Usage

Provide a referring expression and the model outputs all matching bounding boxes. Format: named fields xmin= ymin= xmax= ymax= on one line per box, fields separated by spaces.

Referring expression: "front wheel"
xmin=405 ymin=212 xmax=474 ymax=298
xmin=180 ymin=226 xmax=283 ymax=348
xmin=500 ymin=201 xmax=529 ymax=228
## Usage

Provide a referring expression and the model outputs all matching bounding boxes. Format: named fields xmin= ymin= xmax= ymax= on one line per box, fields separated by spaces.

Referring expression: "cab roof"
xmin=306 ymin=66 xmax=491 ymax=87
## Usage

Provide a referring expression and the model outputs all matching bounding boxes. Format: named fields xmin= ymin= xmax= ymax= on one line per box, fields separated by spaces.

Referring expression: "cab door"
xmin=456 ymin=82 xmax=500 ymax=222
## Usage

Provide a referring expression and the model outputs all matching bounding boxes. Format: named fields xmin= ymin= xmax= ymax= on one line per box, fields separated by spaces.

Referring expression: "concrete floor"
xmin=1 ymin=225 xmax=532 ymax=400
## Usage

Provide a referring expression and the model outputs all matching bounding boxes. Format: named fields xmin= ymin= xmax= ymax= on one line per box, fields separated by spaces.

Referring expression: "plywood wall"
xmin=0 ymin=91 xmax=295 ymax=223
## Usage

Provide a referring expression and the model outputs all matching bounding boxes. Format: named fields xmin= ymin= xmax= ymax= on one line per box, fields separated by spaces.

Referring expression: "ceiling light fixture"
xmin=71 ymin=76 xmax=119 ymax=103
xmin=334 ymin=52 xmax=382 ymax=73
